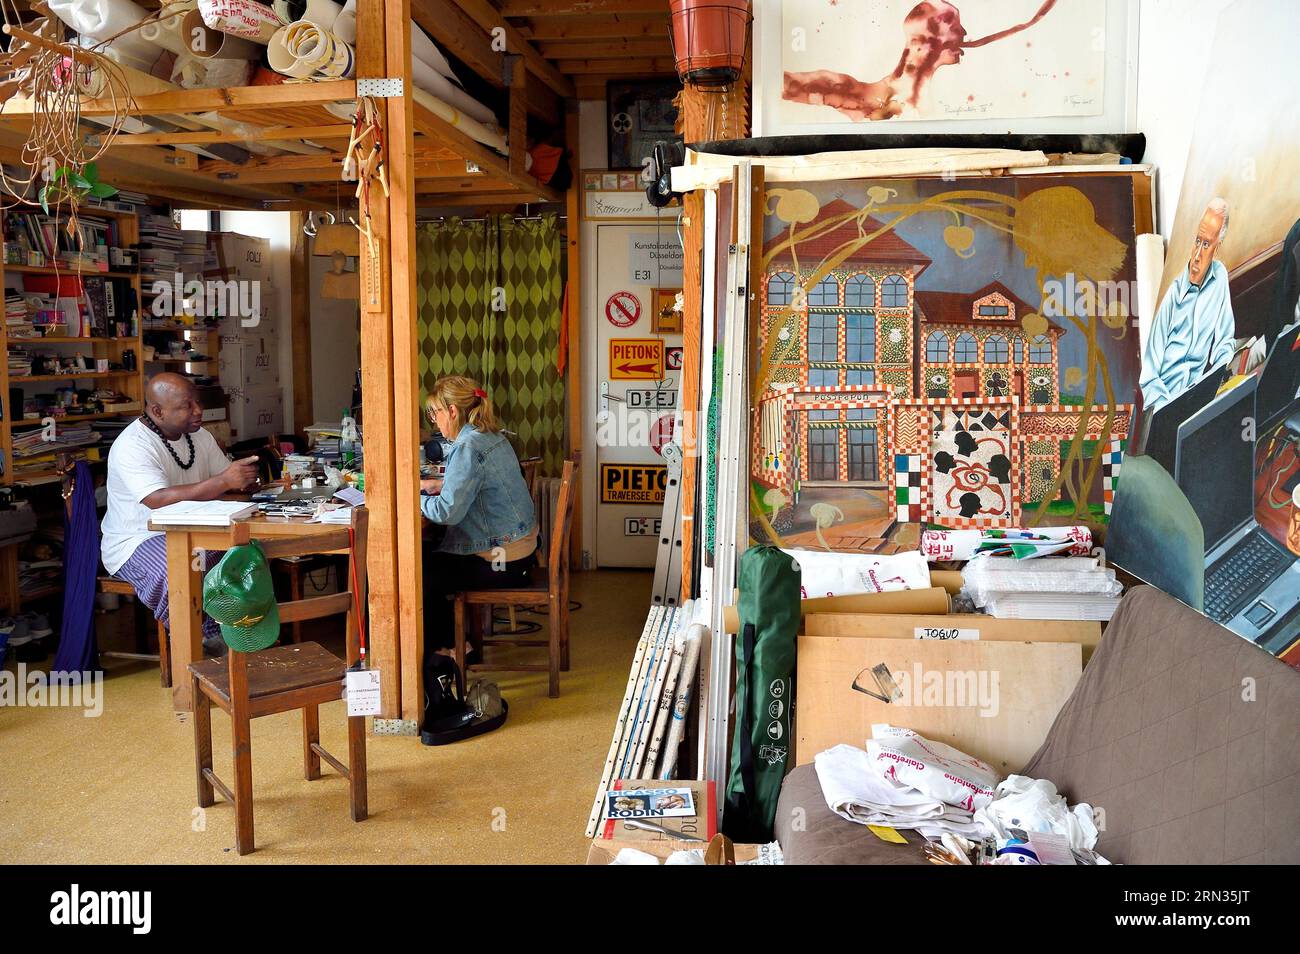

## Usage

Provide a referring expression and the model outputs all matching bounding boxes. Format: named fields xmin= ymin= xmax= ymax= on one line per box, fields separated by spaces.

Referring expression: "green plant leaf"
xmin=67 ymin=173 xmax=91 ymax=190
xmin=89 ymin=182 xmax=117 ymax=198
xmin=39 ymin=185 xmax=49 ymax=215
xmin=83 ymin=162 xmax=99 ymax=183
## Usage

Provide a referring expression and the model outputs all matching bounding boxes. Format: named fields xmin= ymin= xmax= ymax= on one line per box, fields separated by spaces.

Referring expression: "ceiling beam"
xmin=518 ymin=16 xmax=669 ymax=41
xmin=451 ymin=0 xmax=575 ymax=99
xmin=0 ymin=81 xmax=358 ymax=119
xmin=537 ymin=38 xmax=672 ymax=59
xmin=499 ymin=0 xmax=667 ymax=16
xmin=109 ymin=124 xmax=353 ymax=147
xmin=556 ymin=56 xmax=675 ymax=75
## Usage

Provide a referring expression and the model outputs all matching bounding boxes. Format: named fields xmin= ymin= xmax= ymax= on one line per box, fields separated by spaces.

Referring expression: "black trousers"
xmin=421 ymin=540 xmax=536 ymax=651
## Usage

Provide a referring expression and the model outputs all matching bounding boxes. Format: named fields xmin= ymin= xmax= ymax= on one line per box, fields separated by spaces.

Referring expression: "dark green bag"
xmin=722 ymin=545 xmax=802 ymax=843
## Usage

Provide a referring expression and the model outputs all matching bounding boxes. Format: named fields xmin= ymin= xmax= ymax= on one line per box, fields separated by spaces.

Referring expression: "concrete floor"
xmin=0 ymin=570 xmax=651 ymax=864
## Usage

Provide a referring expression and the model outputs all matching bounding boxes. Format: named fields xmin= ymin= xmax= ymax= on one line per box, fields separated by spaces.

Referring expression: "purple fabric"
xmin=114 ymin=535 xmax=221 ymax=641
xmin=53 ymin=462 xmax=100 ymax=675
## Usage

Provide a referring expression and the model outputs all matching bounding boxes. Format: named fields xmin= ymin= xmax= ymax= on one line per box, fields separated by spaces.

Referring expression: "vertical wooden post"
xmin=289 ymin=211 xmax=314 ymax=434
xmin=382 ymin=0 xmax=424 ymax=723
xmin=564 ymin=101 xmax=583 ymax=568
xmin=355 ymin=0 xmax=401 ymax=717
xmin=676 ymin=83 xmax=749 ymax=602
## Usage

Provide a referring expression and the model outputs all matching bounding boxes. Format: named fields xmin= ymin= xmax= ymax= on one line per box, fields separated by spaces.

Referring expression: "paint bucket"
xmin=668 ymin=0 xmax=750 ymax=88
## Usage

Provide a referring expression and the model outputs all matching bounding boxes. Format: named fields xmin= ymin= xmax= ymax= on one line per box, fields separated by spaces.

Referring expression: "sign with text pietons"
xmin=609 ymin=338 xmax=664 ymax=380
xmin=601 ymin=463 xmax=668 ymax=505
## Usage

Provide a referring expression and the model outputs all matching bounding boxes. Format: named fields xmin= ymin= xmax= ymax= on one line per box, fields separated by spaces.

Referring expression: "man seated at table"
xmin=100 ymin=373 xmax=259 ymax=656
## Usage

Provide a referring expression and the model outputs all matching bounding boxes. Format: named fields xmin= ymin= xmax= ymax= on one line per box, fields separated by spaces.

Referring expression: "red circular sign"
xmin=651 ymin=413 xmax=675 ymax=456
xmin=605 ymin=291 xmax=641 ymax=328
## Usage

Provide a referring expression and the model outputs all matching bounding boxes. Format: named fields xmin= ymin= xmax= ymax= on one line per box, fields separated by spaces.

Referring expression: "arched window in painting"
xmin=954 ymin=332 xmax=978 ymax=363
xmin=767 ymin=270 xmax=795 ymax=306
xmin=881 ymin=274 xmax=908 ymax=309
xmin=925 ymin=330 xmax=949 ymax=363
xmin=845 ymin=274 xmax=876 ymax=308
xmin=984 ymin=334 xmax=1009 ymax=363
xmin=1029 ymin=335 xmax=1053 ymax=363
xmin=1013 ymin=335 xmax=1025 ymax=363
xmin=807 ymin=274 xmax=839 ymax=307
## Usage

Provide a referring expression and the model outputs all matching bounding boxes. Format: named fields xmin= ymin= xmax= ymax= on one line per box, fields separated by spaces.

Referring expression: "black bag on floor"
xmin=420 ymin=652 xmax=508 ymax=746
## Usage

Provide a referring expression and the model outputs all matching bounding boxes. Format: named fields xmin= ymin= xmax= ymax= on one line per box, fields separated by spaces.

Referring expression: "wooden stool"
xmin=455 ymin=461 xmax=576 ymax=697
xmin=97 ymin=576 xmax=171 ymax=688
xmin=187 ymin=508 xmax=369 ymax=855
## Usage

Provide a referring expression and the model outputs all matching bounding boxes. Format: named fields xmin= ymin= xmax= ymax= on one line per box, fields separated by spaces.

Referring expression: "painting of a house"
xmin=750 ymin=175 xmax=1143 ymax=552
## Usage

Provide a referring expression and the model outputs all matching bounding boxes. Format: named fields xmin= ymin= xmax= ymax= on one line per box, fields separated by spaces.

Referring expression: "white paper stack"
xmin=962 ymin=554 xmax=1123 ymax=621
xmin=149 ymin=500 xmax=258 ymax=526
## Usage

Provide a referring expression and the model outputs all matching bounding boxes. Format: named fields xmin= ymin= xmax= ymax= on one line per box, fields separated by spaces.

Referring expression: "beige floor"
xmin=0 ymin=569 xmax=651 ymax=864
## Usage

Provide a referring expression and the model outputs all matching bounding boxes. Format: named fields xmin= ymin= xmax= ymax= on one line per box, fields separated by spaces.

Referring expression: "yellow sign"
xmin=600 ymin=463 xmax=668 ymax=505
xmin=609 ymin=338 xmax=664 ymax=380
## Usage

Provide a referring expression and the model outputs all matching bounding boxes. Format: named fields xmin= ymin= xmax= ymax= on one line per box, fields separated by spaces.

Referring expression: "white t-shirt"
xmin=100 ymin=419 xmax=231 ymax=574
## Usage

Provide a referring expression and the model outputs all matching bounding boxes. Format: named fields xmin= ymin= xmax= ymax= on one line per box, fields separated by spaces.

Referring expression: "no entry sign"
xmin=605 ymin=290 xmax=641 ymax=328
xmin=609 ymin=338 xmax=663 ymax=380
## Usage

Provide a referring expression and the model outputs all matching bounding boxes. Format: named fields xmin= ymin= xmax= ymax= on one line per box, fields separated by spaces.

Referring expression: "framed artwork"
xmin=747 ymin=171 xmax=1150 ymax=558
xmin=652 ymin=287 xmax=683 ymax=333
xmin=752 ymin=0 xmax=1137 ymax=137
xmin=607 ymin=80 xmax=681 ymax=173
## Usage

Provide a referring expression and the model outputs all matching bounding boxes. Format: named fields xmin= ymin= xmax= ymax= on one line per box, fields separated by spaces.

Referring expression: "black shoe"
xmin=202 ymin=636 xmax=228 ymax=658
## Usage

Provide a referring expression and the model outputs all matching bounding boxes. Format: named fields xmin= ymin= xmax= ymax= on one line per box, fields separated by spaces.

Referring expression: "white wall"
xmin=1136 ymin=0 xmax=1235 ymax=236
xmin=218 ymin=210 xmax=295 ymax=430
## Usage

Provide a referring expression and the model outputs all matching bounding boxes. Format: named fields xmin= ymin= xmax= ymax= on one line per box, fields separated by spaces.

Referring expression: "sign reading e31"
xmin=609 ymin=339 xmax=663 ymax=380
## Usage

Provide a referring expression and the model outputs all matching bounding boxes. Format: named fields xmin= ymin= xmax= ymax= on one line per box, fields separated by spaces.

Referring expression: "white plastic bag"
xmin=867 ymin=725 xmax=1000 ymax=812
xmin=975 ymin=775 xmax=1099 ymax=852
xmin=783 ymin=548 xmax=930 ymax=598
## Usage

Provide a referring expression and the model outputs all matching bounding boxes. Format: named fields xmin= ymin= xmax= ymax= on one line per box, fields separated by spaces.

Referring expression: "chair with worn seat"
xmin=188 ymin=507 xmax=369 ymax=856
xmin=454 ymin=460 xmax=575 ymax=697
xmin=97 ymin=576 xmax=171 ymax=687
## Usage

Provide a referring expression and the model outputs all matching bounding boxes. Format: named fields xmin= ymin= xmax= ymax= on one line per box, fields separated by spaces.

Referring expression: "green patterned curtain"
xmin=416 ymin=213 xmax=565 ymax=474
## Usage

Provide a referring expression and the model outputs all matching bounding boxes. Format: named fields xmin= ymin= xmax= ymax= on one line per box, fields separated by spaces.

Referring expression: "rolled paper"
xmin=139 ymin=2 xmax=193 ymax=56
xmin=267 ymin=23 xmax=317 ymax=77
xmin=48 ymin=0 xmax=166 ymax=67
xmin=198 ymin=0 xmax=286 ymax=44
xmin=413 ymin=56 xmax=496 ymax=125
xmin=181 ymin=6 xmax=261 ymax=59
xmin=332 ymin=0 xmax=356 ymax=42
xmin=723 ymin=586 xmax=951 ymax=633
xmin=273 ymin=0 xmax=340 ymax=30
xmin=919 ymin=526 xmax=1093 ymax=562
xmin=412 ymin=87 xmax=505 ymax=152
xmin=928 ymin=569 xmax=965 ymax=595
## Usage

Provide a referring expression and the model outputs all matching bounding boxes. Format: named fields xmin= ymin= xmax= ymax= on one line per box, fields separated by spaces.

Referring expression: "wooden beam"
xmin=508 ymin=56 xmax=527 ymax=180
xmin=500 ymin=0 xmax=667 ymax=15
xmin=412 ymin=98 xmax=561 ymax=202
xmin=452 ymin=0 xmax=575 ymax=98
xmin=564 ymin=101 xmax=583 ymax=568
xmin=0 ymin=81 xmax=358 ymax=119
xmin=356 ymin=0 xmax=402 ymax=720
xmin=386 ymin=0 xmax=425 ymax=724
xmin=556 ymin=57 xmax=675 ymax=75
xmin=518 ymin=15 xmax=668 ymax=41
xmin=537 ymin=38 xmax=671 ymax=59
xmin=109 ymin=124 xmax=352 ymax=147
xmin=290 ymin=212 xmax=313 ymax=436
xmin=412 ymin=0 xmax=501 ymax=87
xmin=413 ymin=190 xmax=544 ymax=205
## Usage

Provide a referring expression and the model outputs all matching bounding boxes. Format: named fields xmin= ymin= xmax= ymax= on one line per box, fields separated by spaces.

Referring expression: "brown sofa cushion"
xmin=1022 ymin=585 xmax=1300 ymax=864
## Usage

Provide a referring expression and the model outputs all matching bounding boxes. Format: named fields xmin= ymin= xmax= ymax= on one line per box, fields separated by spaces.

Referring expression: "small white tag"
xmin=914 ymin=626 xmax=979 ymax=641
xmin=345 ymin=669 xmax=382 ymax=716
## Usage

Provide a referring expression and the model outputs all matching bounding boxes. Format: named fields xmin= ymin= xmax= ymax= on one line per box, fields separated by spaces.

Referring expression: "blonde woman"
xmin=420 ymin=376 xmax=537 ymax=658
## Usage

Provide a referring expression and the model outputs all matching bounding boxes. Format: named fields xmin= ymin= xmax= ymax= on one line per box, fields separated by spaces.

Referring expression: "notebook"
xmin=149 ymin=500 xmax=258 ymax=527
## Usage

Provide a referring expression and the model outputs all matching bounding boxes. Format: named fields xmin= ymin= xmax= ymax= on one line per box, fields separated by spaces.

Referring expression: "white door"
xmin=589 ymin=221 xmax=684 ymax=567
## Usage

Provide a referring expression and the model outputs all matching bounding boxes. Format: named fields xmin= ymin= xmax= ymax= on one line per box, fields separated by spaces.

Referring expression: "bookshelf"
xmin=0 ymin=206 xmax=145 ymax=614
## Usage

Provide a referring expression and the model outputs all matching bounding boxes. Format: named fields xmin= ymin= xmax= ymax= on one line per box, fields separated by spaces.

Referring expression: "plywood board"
xmin=795 ymin=636 xmax=1081 ymax=775
xmin=805 ymin=612 xmax=1101 ymax=657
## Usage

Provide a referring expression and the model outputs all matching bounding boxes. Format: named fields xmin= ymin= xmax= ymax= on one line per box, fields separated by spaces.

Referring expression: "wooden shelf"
xmin=9 ymin=371 xmax=135 ymax=382
xmin=4 ymin=411 xmax=136 ymax=430
xmin=1 ymin=336 xmax=137 ymax=344
xmin=4 ymin=265 xmax=139 ymax=279
xmin=19 ymin=584 xmax=61 ymax=603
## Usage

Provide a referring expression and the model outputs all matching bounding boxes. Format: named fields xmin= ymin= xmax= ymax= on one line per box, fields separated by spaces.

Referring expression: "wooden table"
xmin=149 ymin=513 xmax=358 ymax=711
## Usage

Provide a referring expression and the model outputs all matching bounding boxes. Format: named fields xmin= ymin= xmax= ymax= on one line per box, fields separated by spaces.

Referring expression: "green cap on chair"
xmin=203 ymin=543 xmax=281 ymax=652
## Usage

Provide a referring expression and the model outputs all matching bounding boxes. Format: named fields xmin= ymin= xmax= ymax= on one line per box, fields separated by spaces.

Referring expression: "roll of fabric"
xmin=198 ymin=0 xmax=285 ymax=43
xmin=49 ymin=0 xmax=165 ymax=67
xmin=73 ymin=34 xmax=164 ymax=75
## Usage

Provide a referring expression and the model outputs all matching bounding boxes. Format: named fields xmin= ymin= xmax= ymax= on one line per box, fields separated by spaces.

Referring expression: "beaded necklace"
xmin=141 ymin=414 xmax=196 ymax=470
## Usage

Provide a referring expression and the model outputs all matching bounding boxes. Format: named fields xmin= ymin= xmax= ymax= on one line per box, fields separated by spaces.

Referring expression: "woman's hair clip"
xmin=473 ymin=388 xmax=488 ymax=399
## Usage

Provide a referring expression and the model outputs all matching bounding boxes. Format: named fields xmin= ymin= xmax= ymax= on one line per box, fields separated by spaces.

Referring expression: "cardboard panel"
xmin=805 ymin=611 xmax=1101 ymax=660
xmin=795 ymin=636 xmax=1081 ymax=774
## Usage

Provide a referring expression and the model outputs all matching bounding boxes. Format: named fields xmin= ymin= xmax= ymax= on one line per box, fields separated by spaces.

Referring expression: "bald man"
xmin=101 ymin=373 xmax=259 ymax=655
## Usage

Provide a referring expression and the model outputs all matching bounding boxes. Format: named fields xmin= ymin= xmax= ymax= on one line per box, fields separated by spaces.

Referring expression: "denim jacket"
xmin=420 ymin=424 xmax=537 ymax=555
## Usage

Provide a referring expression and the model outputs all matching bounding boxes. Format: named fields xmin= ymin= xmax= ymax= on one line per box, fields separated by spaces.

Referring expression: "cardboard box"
xmin=228 ymin=385 xmax=284 ymax=439
xmin=219 ymin=337 xmax=280 ymax=391
xmin=216 ymin=284 xmax=277 ymax=338
xmin=795 ymin=635 xmax=1082 ymax=774
xmin=585 ymin=838 xmax=777 ymax=865
xmin=594 ymin=779 xmax=717 ymax=843
xmin=202 ymin=420 xmax=231 ymax=448
xmin=805 ymin=612 xmax=1102 ymax=662
xmin=216 ymin=233 xmax=271 ymax=281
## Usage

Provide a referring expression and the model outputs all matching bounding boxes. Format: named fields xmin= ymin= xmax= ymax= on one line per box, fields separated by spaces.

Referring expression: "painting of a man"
xmin=1139 ymin=198 xmax=1236 ymax=412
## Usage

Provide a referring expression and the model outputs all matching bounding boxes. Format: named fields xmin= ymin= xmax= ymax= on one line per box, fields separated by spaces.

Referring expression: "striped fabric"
xmin=114 ymin=536 xmax=221 ymax=641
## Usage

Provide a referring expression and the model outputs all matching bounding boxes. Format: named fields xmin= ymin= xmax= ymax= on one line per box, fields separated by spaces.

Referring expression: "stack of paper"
xmin=962 ymin=554 xmax=1123 ymax=621
xmin=149 ymin=500 xmax=258 ymax=526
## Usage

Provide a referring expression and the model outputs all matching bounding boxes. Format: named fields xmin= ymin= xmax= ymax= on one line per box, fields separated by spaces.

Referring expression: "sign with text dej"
xmin=609 ymin=338 xmax=664 ymax=380
xmin=601 ymin=463 xmax=668 ymax=505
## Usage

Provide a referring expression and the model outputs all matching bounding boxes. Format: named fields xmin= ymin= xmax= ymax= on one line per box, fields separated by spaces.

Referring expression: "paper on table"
xmin=333 ymin=485 xmax=365 ymax=507
xmin=149 ymin=500 xmax=258 ymax=525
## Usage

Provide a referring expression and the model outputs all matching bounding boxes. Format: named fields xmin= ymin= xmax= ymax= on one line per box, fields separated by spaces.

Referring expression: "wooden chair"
xmin=454 ymin=461 xmax=575 ymax=698
xmin=188 ymin=508 xmax=369 ymax=856
xmin=97 ymin=577 xmax=171 ymax=688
